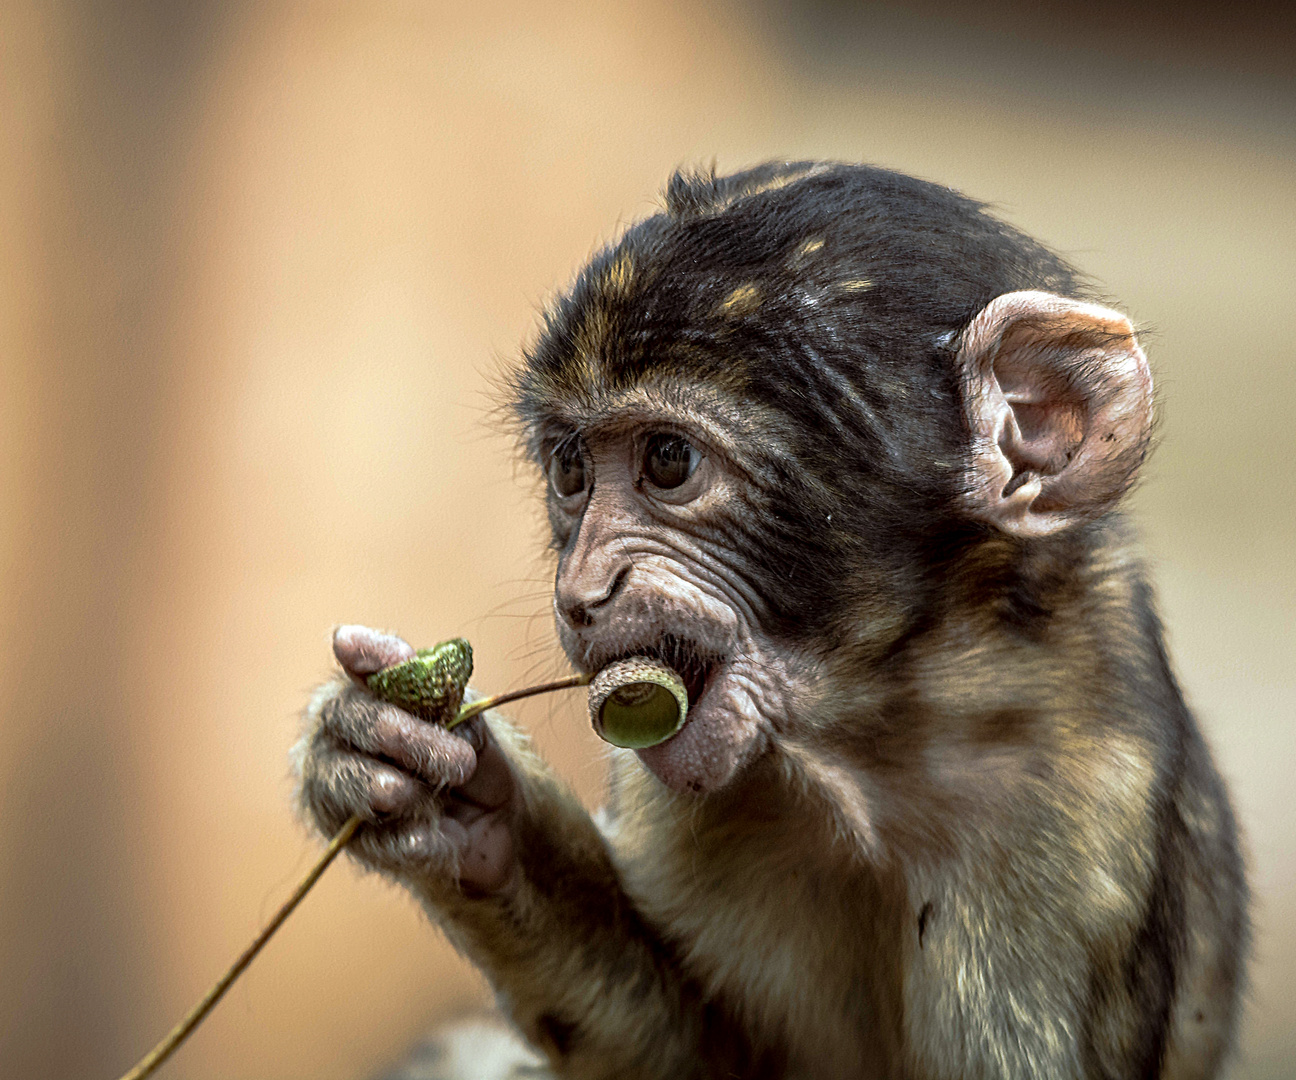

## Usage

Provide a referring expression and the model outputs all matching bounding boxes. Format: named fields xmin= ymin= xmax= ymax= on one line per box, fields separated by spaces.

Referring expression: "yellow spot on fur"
xmin=728 ymin=164 xmax=829 ymax=205
xmin=602 ymin=251 xmax=635 ymax=299
xmin=684 ymin=164 xmax=832 ymax=217
xmin=553 ymin=252 xmax=638 ymax=390
xmin=566 ymin=306 xmax=611 ymax=389
xmin=787 ymin=237 xmax=826 ymax=270
xmin=718 ymin=283 xmax=761 ymax=318
xmin=838 ymin=278 xmax=873 ymax=292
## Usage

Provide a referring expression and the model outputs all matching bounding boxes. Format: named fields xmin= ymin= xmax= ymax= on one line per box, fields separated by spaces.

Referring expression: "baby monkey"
xmin=297 ymin=163 xmax=1247 ymax=1079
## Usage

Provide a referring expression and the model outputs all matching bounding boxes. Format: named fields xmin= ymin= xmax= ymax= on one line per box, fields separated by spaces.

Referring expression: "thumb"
xmin=332 ymin=625 xmax=416 ymax=681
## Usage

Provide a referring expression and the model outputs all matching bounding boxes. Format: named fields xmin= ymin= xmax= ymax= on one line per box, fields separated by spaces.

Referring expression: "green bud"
xmin=366 ymin=637 xmax=473 ymax=725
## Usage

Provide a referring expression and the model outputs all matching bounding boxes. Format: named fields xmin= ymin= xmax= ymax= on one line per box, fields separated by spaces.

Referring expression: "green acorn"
xmin=366 ymin=637 xmax=473 ymax=726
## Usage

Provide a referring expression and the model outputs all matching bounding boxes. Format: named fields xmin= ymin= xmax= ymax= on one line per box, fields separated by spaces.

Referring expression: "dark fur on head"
xmin=513 ymin=162 xmax=1092 ymax=642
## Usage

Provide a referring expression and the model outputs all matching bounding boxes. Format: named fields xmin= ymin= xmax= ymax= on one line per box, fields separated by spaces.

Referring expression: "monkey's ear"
xmin=956 ymin=290 xmax=1153 ymax=537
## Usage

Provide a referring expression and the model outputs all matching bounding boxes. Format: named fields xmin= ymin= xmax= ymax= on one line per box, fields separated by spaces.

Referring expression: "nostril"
xmin=565 ymin=602 xmax=593 ymax=627
xmin=602 ymin=565 xmax=630 ymax=606
xmin=560 ymin=564 xmax=630 ymax=629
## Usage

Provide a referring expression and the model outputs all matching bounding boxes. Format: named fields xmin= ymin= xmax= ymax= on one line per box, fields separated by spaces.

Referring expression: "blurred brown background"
xmin=1 ymin=2 xmax=1292 ymax=1078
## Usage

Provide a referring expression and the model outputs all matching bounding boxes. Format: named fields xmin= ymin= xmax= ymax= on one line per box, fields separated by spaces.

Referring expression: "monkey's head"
xmin=512 ymin=163 xmax=1152 ymax=795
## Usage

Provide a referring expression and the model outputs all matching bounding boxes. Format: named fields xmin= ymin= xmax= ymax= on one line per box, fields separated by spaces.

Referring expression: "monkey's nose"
xmin=558 ymin=565 xmax=629 ymax=629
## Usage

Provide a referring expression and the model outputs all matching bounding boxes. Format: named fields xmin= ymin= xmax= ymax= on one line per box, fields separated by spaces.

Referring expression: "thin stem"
xmin=116 ymin=814 xmax=362 ymax=1080
xmin=447 ymin=671 xmax=591 ymax=727
xmin=115 ymin=667 xmax=589 ymax=1080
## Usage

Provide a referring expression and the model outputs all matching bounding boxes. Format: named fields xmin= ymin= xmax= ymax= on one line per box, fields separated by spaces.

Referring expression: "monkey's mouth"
xmin=599 ymin=635 xmax=722 ymax=711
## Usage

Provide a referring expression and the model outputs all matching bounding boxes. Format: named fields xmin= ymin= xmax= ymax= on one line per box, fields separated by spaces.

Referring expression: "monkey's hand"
xmin=299 ymin=628 xmax=715 ymax=1077
xmin=296 ymin=625 xmax=519 ymax=895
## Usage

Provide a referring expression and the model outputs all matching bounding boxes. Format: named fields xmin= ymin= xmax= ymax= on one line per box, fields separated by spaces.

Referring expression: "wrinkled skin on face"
xmin=544 ymin=413 xmax=814 ymax=793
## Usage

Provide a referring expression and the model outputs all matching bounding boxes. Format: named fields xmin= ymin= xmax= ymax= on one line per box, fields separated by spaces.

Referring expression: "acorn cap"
xmin=588 ymin=657 xmax=689 ymax=749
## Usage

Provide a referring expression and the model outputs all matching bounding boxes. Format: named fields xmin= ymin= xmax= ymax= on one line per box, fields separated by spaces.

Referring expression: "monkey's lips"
xmin=591 ymin=636 xmax=761 ymax=794
xmin=598 ymin=635 xmax=719 ymax=711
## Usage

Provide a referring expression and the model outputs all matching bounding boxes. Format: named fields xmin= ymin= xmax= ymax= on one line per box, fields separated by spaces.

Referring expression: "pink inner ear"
xmin=957 ymin=291 xmax=1153 ymax=534
xmin=994 ymin=347 xmax=1087 ymax=482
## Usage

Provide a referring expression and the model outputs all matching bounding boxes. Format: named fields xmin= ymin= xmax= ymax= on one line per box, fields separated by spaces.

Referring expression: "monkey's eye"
xmin=548 ymin=436 xmax=587 ymax=499
xmin=643 ymin=433 xmax=700 ymax=490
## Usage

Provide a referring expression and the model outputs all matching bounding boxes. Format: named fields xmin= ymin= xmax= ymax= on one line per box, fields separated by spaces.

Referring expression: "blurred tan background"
xmin=1 ymin=2 xmax=1293 ymax=1078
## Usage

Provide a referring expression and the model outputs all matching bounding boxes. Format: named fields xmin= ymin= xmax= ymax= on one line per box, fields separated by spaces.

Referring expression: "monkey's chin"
xmin=633 ymin=670 xmax=763 ymax=794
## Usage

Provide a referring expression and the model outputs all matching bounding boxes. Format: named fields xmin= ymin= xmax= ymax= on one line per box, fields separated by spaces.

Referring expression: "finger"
xmin=333 ymin=625 xmax=416 ymax=681
xmin=318 ymin=685 xmax=477 ymax=788
xmin=365 ymin=813 xmax=514 ymax=894
xmin=352 ymin=817 xmax=462 ymax=878
xmin=450 ymin=717 xmax=514 ymax=810
xmin=362 ymin=704 xmax=478 ymax=789
xmin=301 ymin=741 xmax=423 ymax=831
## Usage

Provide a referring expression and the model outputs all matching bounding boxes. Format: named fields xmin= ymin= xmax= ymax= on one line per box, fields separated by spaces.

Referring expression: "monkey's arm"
xmin=419 ymin=715 xmax=757 ymax=1080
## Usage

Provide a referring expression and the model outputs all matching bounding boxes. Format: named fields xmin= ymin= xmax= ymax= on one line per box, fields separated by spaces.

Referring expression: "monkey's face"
xmin=514 ymin=163 xmax=1154 ymax=796
xmin=541 ymin=404 xmax=815 ymax=795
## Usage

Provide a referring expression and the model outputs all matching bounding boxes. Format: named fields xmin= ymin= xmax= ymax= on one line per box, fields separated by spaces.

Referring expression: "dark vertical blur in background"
xmin=1 ymin=2 xmax=1292 ymax=1077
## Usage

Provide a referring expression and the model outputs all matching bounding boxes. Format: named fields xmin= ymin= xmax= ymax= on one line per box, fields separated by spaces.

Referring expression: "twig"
xmin=114 ymin=669 xmax=590 ymax=1080
xmin=116 ymin=814 xmax=361 ymax=1080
